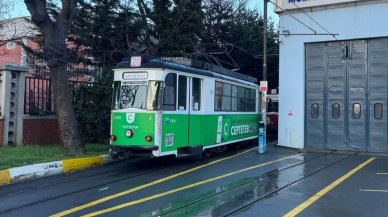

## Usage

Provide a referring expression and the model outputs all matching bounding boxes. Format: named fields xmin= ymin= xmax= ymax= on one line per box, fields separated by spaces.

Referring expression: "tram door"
xmin=175 ymin=75 xmax=203 ymax=147
xmin=176 ymin=75 xmax=189 ymax=147
xmin=188 ymin=77 xmax=203 ymax=146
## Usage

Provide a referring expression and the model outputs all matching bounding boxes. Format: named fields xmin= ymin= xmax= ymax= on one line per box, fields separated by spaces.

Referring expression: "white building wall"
xmin=278 ymin=2 xmax=388 ymax=148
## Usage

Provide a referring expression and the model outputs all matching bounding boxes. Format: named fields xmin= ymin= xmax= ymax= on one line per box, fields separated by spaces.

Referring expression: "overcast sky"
xmin=10 ymin=1 xmax=278 ymax=22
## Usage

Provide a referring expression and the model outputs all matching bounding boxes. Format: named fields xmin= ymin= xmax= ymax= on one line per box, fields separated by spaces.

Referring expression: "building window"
xmin=7 ymin=41 xmax=16 ymax=49
xmin=311 ymin=103 xmax=319 ymax=118
xmin=332 ymin=103 xmax=340 ymax=119
xmin=353 ymin=103 xmax=361 ymax=119
xmin=374 ymin=103 xmax=383 ymax=119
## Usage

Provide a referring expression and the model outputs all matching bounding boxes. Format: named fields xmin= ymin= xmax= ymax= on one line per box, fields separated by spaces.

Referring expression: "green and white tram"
xmin=110 ymin=56 xmax=260 ymax=158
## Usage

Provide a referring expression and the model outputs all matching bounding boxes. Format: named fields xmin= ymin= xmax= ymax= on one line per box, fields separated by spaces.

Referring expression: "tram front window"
xmin=146 ymin=81 xmax=163 ymax=110
xmin=112 ymin=81 xmax=163 ymax=110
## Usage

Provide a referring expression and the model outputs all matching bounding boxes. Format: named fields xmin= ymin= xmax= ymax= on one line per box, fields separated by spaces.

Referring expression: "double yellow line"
xmin=52 ymin=147 xmax=255 ymax=216
xmin=52 ymin=148 xmax=303 ymax=217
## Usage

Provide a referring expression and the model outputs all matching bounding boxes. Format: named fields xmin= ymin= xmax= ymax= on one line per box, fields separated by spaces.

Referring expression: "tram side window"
xmin=214 ymin=81 xmax=256 ymax=112
xmin=222 ymin=83 xmax=232 ymax=111
xmin=178 ymin=76 xmax=187 ymax=110
xmin=238 ymin=86 xmax=246 ymax=111
xmin=192 ymin=78 xmax=201 ymax=110
xmin=163 ymin=73 xmax=176 ymax=111
xmin=231 ymin=85 xmax=238 ymax=111
xmin=215 ymin=82 xmax=223 ymax=110
xmin=248 ymin=89 xmax=256 ymax=111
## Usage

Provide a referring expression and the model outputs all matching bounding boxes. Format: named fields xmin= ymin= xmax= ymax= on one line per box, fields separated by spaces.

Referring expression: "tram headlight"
xmin=125 ymin=129 xmax=134 ymax=138
xmin=145 ymin=135 xmax=152 ymax=142
xmin=110 ymin=135 xmax=117 ymax=141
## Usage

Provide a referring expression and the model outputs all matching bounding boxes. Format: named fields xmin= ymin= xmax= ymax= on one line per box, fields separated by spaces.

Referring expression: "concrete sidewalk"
xmin=0 ymin=154 xmax=117 ymax=186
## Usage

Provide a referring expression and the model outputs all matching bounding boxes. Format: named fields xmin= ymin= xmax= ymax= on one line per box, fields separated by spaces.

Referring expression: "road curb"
xmin=0 ymin=154 xmax=114 ymax=186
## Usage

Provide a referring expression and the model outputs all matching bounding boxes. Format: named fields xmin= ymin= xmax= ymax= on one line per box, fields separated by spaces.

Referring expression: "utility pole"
xmin=262 ymin=0 xmax=268 ymax=127
xmin=258 ymin=0 xmax=268 ymax=154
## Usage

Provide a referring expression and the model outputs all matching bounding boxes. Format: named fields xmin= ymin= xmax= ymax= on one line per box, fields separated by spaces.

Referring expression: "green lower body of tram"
xmin=109 ymin=111 xmax=260 ymax=158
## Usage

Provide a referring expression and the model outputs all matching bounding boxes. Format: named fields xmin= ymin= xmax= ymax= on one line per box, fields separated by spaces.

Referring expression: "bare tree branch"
xmin=24 ymin=0 xmax=53 ymax=31
xmin=57 ymin=0 xmax=77 ymax=33
xmin=24 ymin=0 xmax=85 ymax=153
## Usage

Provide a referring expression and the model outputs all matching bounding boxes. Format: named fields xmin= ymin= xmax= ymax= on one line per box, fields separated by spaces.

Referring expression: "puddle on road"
xmin=140 ymin=173 xmax=279 ymax=217
xmin=141 ymin=154 xmax=348 ymax=217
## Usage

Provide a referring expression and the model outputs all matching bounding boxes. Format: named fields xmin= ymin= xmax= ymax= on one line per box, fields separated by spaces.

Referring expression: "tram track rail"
xmin=0 ymin=145 xmax=258 ymax=215
xmin=0 ymin=158 xmax=164 ymax=214
xmin=224 ymin=152 xmax=357 ymax=216
xmin=156 ymin=151 xmax=358 ymax=216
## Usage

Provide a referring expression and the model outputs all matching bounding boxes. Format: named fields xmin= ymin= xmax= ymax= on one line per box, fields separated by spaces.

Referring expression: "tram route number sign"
xmin=130 ymin=56 xmax=142 ymax=67
xmin=260 ymin=81 xmax=268 ymax=92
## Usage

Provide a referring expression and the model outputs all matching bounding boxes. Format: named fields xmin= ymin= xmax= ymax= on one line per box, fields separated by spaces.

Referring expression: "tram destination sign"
xmin=122 ymin=72 xmax=148 ymax=80
xmin=275 ymin=0 xmax=358 ymax=11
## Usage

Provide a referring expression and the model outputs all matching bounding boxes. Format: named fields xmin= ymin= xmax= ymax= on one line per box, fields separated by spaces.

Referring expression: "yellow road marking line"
xmin=360 ymin=189 xmax=388 ymax=193
xmin=52 ymin=147 xmax=258 ymax=217
xmin=81 ymin=153 xmax=304 ymax=217
xmin=283 ymin=157 xmax=376 ymax=217
xmin=376 ymin=173 xmax=388 ymax=175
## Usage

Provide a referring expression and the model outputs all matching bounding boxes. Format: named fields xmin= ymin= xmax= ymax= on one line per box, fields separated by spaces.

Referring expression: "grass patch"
xmin=0 ymin=144 xmax=109 ymax=170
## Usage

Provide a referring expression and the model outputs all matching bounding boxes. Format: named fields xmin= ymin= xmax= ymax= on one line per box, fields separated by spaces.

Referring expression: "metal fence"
xmin=27 ymin=57 xmax=102 ymax=81
xmin=24 ymin=77 xmax=96 ymax=115
xmin=22 ymin=56 xmax=103 ymax=115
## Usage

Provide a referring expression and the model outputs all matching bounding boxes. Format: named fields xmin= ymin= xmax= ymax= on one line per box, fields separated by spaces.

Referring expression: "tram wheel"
xmin=203 ymin=149 xmax=214 ymax=157
xmin=215 ymin=146 xmax=227 ymax=153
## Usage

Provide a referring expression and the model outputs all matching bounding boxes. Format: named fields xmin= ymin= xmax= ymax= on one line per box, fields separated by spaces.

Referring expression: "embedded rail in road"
xmin=0 ymin=144 xmax=386 ymax=217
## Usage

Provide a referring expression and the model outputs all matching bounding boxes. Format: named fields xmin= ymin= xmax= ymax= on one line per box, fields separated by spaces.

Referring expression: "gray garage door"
xmin=305 ymin=38 xmax=388 ymax=153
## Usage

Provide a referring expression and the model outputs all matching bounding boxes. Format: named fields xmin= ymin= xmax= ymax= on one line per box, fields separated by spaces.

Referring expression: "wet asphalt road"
xmin=0 ymin=141 xmax=387 ymax=217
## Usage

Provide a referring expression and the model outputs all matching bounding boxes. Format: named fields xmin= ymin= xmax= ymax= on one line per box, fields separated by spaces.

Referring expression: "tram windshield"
xmin=112 ymin=81 xmax=163 ymax=110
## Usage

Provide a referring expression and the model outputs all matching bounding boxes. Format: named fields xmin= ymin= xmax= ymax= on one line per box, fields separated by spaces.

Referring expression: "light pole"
xmin=262 ymin=0 xmax=268 ymax=127
xmin=258 ymin=0 xmax=268 ymax=154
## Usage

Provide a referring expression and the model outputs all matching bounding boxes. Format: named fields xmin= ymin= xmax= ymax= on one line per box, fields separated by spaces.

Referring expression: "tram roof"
xmin=116 ymin=55 xmax=257 ymax=84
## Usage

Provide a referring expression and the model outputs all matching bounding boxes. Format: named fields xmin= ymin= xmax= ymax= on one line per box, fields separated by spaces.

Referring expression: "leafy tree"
xmin=74 ymin=69 xmax=113 ymax=143
xmin=137 ymin=0 xmax=203 ymax=56
xmin=67 ymin=0 xmax=144 ymax=66
xmin=200 ymin=0 xmax=279 ymax=89
xmin=24 ymin=0 xmax=85 ymax=153
xmin=65 ymin=0 xmax=145 ymax=142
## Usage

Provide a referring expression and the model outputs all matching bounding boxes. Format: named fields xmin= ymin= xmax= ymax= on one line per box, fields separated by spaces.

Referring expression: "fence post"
xmin=0 ymin=65 xmax=28 ymax=146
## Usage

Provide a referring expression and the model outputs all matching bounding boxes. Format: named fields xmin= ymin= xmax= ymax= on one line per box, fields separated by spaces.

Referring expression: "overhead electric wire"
xmin=291 ymin=2 xmax=338 ymax=40
xmin=268 ymin=0 xmax=317 ymax=34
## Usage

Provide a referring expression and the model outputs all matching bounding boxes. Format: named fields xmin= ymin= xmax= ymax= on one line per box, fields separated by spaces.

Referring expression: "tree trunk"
xmin=52 ymin=66 xmax=85 ymax=153
xmin=25 ymin=0 xmax=85 ymax=153
xmin=44 ymin=39 xmax=85 ymax=153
